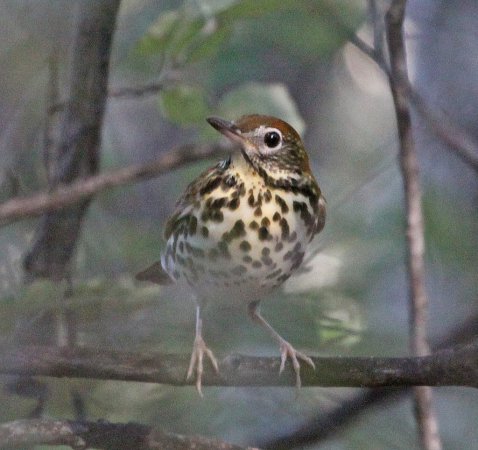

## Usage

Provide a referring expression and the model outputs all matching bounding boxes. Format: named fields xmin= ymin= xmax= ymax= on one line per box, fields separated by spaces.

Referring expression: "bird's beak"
xmin=207 ymin=117 xmax=248 ymax=147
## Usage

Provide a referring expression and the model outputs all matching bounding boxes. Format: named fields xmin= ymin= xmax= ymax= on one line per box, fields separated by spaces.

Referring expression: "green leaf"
xmin=159 ymin=85 xmax=210 ymax=126
xmin=217 ymin=82 xmax=305 ymax=134
xmin=185 ymin=22 xmax=232 ymax=63
xmin=217 ymin=0 xmax=295 ymax=22
xmin=135 ymin=10 xmax=180 ymax=56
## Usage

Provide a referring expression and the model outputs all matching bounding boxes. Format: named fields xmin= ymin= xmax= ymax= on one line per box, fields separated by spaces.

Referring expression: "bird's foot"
xmin=186 ymin=334 xmax=219 ymax=396
xmin=278 ymin=339 xmax=315 ymax=389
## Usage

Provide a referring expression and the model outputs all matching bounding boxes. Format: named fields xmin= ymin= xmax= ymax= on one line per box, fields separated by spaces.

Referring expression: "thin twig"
xmin=407 ymin=88 xmax=478 ymax=173
xmin=0 ymin=418 xmax=256 ymax=450
xmin=109 ymin=81 xmax=168 ymax=98
xmin=368 ymin=0 xmax=386 ymax=63
xmin=348 ymin=19 xmax=478 ymax=174
xmin=386 ymin=2 xmax=442 ymax=450
xmin=0 ymin=343 xmax=476 ymax=388
xmin=0 ymin=142 xmax=229 ymax=226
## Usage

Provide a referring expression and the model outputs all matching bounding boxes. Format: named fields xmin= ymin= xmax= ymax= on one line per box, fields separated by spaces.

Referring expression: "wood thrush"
xmin=136 ymin=115 xmax=326 ymax=394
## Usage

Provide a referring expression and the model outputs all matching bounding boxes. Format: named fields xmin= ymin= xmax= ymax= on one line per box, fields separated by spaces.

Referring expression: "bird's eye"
xmin=264 ymin=131 xmax=281 ymax=148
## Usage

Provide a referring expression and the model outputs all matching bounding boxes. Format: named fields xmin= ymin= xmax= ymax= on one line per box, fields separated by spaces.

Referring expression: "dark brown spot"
xmin=290 ymin=252 xmax=305 ymax=271
xmin=243 ymin=255 xmax=253 ymax=263
xmin=249 ymin=220 xmax=259 ymax=230
xmin=217 ymin=240 xmax=231 ymax=259
xmin=258 ymin=226 xmax=272 ymax=241
xmin=222 ymin=220 xmax=245 ymax=243
xmin=240 ymin=240 xmax=252 ymax=252
xmin=212 ymin=197 xmax=227 ymax=209
xmin=188 ymin=216 xmax=197 ymax=236
xmin=288 ymin=231 xmax=297 ymax=242
xmin=261 ymin=217 xmax=270 ymax=227
xmin=254 ymin=207 xmax=262 ymax=217
xmin=228 ymin=197 xmax=240 ymax=210
xmin=266 ymin=268 xmax=282 ymax=279
xmin=275 ymin=242 xmax=283 ymax=252
xmin=231 ymin=265 xmax=247 ymax=276
xmin=256 ymin=192 xmax=263 ymax=207
xmin=201 ymin=210 xmax=210 ymax=222
xmin=201 ymin=226 xmax=209 ymax=238
xmin=275 ymin=195 xmax=289 ymax=214
xmin=261 ymin=256 xmax=273 ymax=266
xmin=279 ymin=218 xmax=290 ymax=240
xmin=272 ymin=212 xmax=281 ymax=222
xmin=232 ymin=220 xmax=246 ymax=237
xmin=210 ymin=210 xmax=224 ymax=222
xmin=200 ymin=177 xmax=221 ymax=195
xmin=252 ymin=260 xmax=262 ymax=268
xmin=277 ymin=273 xmax=291 ymax=283
xmin=264 ymin=190 xmax=272 ymax=202
xmin=248 ymin=192 xmax=255 ymax=207
xmin=222 ymin=231 xmax=233 ymax=244
xmin=262 ymin=247 xmax=270 ymax=256
xmin=293 ymin=200 xmax=314 ymax=228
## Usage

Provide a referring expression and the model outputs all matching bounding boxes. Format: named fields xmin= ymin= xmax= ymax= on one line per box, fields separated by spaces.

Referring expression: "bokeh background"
xmin=0 ymin=0 xmax=477 ymax=448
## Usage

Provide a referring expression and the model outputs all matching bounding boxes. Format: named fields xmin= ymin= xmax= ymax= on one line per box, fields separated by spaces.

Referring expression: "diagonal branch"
xmin=347 ymin=18 xmax=478 ymax=174
xmin=0 ymin=418 xmax=256 ymax=450
xmin=0 ymin=142 xmax=228 ymax=227
xmin=0 ymin=343 xmax=477 ymax=388
xmin=386 ymin=1 xmax=442 ymax=450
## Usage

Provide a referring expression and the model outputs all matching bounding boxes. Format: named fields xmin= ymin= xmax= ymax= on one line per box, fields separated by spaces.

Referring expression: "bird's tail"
xmin=135 ymin=261 xmax=174 ymax=285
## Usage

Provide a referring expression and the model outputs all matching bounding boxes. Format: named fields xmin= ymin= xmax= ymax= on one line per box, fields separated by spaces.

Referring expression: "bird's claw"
xmin=186 ymin=335 xmax=219 ymax=396
xmin=278 ymin=340 xmax=315 ymax=388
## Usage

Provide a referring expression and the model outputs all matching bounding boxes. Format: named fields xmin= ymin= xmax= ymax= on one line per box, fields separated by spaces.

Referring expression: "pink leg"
xmin=248 ymin=301 xmax=315 ymax=388
xmin=186 ymin=304 xmax=219 ymax=396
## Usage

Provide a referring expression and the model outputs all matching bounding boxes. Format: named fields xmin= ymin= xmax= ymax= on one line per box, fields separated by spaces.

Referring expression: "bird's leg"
xmin=186 ymin=304 xmax=219 ymax=396
xmin=247 ymin=301 xmax=315 ymax=388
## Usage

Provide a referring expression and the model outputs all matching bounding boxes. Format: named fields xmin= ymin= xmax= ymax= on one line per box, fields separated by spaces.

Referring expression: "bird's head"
xmin=207 ymin=115 xmax=313 ymax=184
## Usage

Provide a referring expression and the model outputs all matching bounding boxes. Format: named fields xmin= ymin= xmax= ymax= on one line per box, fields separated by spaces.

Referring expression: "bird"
xmin=136 ymin=114 xmax=326 ymax=395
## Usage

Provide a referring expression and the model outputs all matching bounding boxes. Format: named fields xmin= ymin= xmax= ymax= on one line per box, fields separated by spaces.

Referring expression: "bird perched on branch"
xmin=136 ymin=114 xmax=326 ymax=394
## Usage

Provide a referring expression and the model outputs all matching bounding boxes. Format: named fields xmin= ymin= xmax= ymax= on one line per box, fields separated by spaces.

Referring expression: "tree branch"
xmin=23 ymin=1 xmax=121 ymax=281
xmin=0 ymin=418 xmax=256 ymax=450
xmin=0 ymin=343 xmax=476 ymax=388
xmin=347 ymin=17 xmax=478 ymax=174
xmin=0 ymin=142 xmax=228 ymax=227
xmin=386 ymin=2 xmax=442 ymax=449
xmin=263 ymin=313 xmax=478 ymax=449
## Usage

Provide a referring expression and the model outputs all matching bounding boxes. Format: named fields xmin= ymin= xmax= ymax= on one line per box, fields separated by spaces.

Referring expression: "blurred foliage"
xmin=0 ymin=0 xmax=477 ymax=449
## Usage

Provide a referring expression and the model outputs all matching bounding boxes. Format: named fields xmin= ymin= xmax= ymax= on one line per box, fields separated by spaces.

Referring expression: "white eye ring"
xmin=262 ymin=128 xmax=282 ymax=150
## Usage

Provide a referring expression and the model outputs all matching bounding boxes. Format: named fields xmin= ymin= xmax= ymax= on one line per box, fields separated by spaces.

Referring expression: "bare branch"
xmin=348 ymin=18 xmax=478 ymax=174
xmin=0 ymin=418 xmax=256 ymax=450
xmin=0 ymin=343 xmax=476 ymax=388
xmin=109 ymin=81 xmax=168 ymax=99
xmin=407 ymin=88 xmax=478 ymax=173
xmin=263 ymin=313 xmax=478 ymax=449
xmin=386 ymin=1 xmax=442 ymax=449
xmin=23 ymin=1 xmax=122 ymax=281
xmin=0 ymin=142 xmax=228 ymax=227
